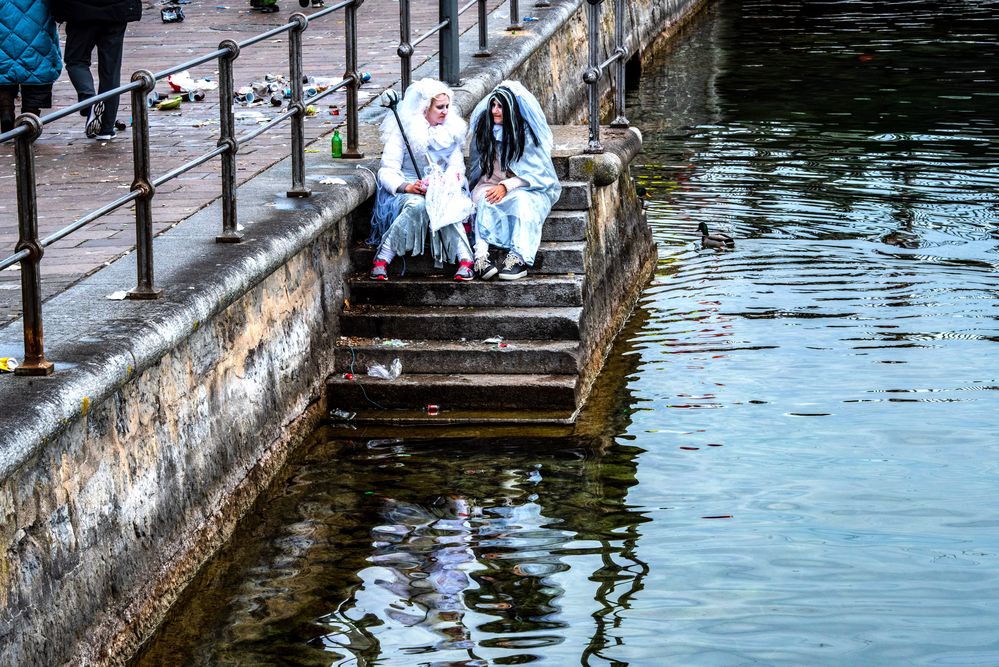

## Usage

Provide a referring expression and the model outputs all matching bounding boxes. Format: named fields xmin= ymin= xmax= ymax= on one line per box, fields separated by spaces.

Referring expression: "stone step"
xmin=324 ymin=408 xmax=579 ymax=431
xmin=351 ymin=241 xmax=585 ymax=276
xmin=542 ymin=210 xmax=587 ymax=242
xmin=334 ymin=338 xmax=581 ymax=375
xmin=346 ymin=274 xmax=584 ymax=307
xmin=326 ymin=372 xmax=579 ymax=410
xmin=553 ymin=181 xmax=591 ymax=211
xmin=340 ymin=305 xmax=583 ymax=340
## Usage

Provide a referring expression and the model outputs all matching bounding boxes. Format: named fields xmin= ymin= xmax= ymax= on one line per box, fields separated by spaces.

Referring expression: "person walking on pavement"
xmin=0 ymin=0 xmax=63 ymax=134
xmin=50 ymin=0 xmax=141 ymax=140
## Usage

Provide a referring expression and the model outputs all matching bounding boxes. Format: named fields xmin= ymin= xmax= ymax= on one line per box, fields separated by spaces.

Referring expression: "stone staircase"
xmin=326 ymin=178 xmax=594 ymax=424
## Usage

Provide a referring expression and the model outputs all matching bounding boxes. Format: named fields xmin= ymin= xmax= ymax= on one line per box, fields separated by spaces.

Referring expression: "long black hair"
xmin=474 ymin=86 xmax=539 ymax=179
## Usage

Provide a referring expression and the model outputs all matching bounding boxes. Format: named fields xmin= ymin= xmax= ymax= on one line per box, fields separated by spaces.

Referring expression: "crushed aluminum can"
xmin=425 ymin=404 xmax=439 ymax=415
xmin=160 ymin=5 xmax=185 ymax=22
xmin=0 ymin=357 xmax=19 ymax=372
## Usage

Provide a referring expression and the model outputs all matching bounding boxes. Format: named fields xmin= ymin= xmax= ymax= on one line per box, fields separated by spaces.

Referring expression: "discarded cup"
xmin=184 ymin=89 xmax=205 ymax=102
xmin=270 ymin=94 xmax=283 ymax=106
xmin=425 ymin=404 xmax=440 ymax=415
xmin=360 ymin=71 xmax=371 ymax=83
xmin=367 ymin=358 xmax=402 ymax=381
xmin=0 ymin=357 xmax=19 ymax=373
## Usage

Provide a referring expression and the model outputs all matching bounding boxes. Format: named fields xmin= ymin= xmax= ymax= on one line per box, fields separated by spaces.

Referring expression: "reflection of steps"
xmin=327 ymin=177 xmax=593 ymax=423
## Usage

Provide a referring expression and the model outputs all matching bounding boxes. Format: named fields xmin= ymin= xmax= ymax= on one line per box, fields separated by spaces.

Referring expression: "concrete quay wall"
xmin=0 ymin=0 xmax=705 ymax=664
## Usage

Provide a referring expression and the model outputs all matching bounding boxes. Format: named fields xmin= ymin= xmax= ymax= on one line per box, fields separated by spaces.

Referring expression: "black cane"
xmin=379 ymin=89 xmax=423 ymax=181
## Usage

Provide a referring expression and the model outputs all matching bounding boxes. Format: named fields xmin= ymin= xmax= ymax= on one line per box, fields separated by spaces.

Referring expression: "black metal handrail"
xmin=584 ymin=0 xmax=629 ymax=153
xmin=0 ymin=1 xmax=366 ymax=375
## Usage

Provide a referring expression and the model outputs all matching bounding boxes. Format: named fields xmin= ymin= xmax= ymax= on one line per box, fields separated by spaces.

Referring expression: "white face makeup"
xmin=425 ymin=94 xmax=450 ymax=126
xmin=490 ymin=98 xmax=503 ymax=125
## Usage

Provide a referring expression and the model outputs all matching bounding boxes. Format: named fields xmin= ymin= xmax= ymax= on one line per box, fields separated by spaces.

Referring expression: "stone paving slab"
xmin=0 ymin=0 xmax=508 ymax=325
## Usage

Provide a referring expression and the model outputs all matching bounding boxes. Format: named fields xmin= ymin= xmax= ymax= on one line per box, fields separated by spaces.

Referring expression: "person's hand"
xmin=405 ymin=180 xmax=428 ymax=196
xmin=484 ymin=183 xmax=507 ymax=204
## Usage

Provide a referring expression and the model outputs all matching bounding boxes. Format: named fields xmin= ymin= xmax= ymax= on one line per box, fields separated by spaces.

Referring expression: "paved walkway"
xmin=0 ymin=0 xmax=505 ymax=325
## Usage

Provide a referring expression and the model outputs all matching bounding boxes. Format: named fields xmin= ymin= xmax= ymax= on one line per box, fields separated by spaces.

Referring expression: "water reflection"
xmin=135 ymin=302 xmax=654 ymax=666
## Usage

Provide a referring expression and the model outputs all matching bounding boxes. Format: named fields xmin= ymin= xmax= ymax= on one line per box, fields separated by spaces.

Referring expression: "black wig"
xmin=474 ymin=86 xmax=540 ymax=180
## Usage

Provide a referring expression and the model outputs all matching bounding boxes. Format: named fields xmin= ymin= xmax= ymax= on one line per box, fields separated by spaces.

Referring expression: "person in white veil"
xmin=368 ymin=78 xmax=475 ymax=281
xmin=468 ymin=81 xmax=561 ymax=280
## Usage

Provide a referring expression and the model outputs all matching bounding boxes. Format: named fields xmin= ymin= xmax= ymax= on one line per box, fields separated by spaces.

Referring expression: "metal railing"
xmin=584 ymin=0 xmax=629 ymax=153
xmin=0 ymin=1 xmax=366 ymax=375
xmin=1 ymin=0 xmax=628 ymax=377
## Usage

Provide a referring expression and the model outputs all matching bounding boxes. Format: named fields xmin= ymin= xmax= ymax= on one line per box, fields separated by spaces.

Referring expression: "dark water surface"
xmin=136 ymin=1 xmax=999 ymax=664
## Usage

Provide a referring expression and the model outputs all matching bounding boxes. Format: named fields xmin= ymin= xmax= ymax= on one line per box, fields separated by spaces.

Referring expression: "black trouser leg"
xmin=0 ymin=87 xmax=15 ymax=133
xmin=64 ymin=22 xmax=99 ymax=115
xmin=95 ymin=23 xmax=127 ymax=134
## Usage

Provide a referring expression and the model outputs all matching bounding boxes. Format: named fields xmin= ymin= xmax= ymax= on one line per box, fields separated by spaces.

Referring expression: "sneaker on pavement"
xmin=85 ymin=101 xmax=104 ymax=138
xmin=370 ymin=259 xmax=388 ymax=281
xmin=94 ymin=129 xmax=117 ymax=141
xmin=498 ymin=253 xmax=527 ymax=281
xmin=474 ymin=255 xmax=498 ymax=280
xmin=454 ymin=259 xmax=474 ymax=282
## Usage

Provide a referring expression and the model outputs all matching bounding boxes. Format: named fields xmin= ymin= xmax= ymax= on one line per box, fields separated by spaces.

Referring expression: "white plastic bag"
xmin=425 ymin=161 xmax=473 ymax=232
xmin=368 ymin=357 xmax=402 ymax=381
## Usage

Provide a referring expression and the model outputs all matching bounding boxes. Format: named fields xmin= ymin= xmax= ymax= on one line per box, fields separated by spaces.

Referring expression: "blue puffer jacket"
xmin=0 ymin=0 xmax=63 ymax=86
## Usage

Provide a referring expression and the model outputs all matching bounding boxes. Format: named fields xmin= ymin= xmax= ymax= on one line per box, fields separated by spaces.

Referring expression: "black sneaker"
xmin=85 ymin=101 xmax=104 ymax=138
xmin=474 ymin=255 xmax=498 ymax=280
xmin=498 ymin=253 xmax=527 ymax=281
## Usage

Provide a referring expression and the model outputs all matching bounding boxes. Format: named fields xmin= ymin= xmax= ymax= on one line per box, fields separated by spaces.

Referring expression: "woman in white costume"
xmin=369 ymin=78 xmax=474 ymax=281
xmin=468 ymin=81 xmax=561 ymax=281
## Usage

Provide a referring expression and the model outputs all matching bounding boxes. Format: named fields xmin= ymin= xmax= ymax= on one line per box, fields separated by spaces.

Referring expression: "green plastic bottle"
xmin=331 ymin=129 xmax=342 ymax=158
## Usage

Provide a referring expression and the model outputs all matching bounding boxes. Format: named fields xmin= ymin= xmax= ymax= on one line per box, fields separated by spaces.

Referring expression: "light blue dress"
xmin=468 ymin=82 xmax=561 ymax=266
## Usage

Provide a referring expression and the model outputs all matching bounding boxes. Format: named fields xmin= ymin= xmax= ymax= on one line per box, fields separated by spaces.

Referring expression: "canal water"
xmin=135 ymin=1 xmax=999 ymax=664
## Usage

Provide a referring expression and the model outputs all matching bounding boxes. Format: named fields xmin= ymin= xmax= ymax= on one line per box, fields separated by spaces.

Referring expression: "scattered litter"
xmin=106 ymin=291 xmax=128 ymax=300
xmin=524 ymin=16 xmax=539 ymax=21
xmin=304 ymin=149 xmax=320 ymax=153
xmin=367 ymin=357 xmax=402 ymax=381
xmin=156 ymin=96 xmax=182 ymax=111
xmin=319 ymin=177 xmax=346 ymax=185
xmin=380 ymin=339 xmax=408 ymax=347
xmin=329 ymin=408 xmax=356 ymax=421
xmin=160 ymin=4 xmax=185 ymax=22
xmin=167 ymin=70 xmax=218 ymax=93
xmin=425 ymin=404 xmax=440 ymax=415
xmin=482 ymin=336 xmax=503 ymax=344
xmin=0 ymin=357 xmax=18 ymax=373
xmin=234 ymin=110 xmax=268 ymax=122
xmin=305 ymin=105 xmax=319 ymax=116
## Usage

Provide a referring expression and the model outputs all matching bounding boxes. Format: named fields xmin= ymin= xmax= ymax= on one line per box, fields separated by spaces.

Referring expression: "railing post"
xmin=287 ymin=13 xmax=312 ymax=197
xmin=507 ymin=0 xmax=523 ymax=31
xmin=127 ymin=70 xmax=163 ymax=300
xmin=12 ymin=114 xmax=54 ymax=376
xmin=584 ymin=0 xmax=603 ymax=153
xmin=399 ymin=0 xmax=413 ymax=92
xmin=343 ymin=0 xmax=364 ymax=158
xmin=474 ymin=0 xmax=491 ymax=57
xmin=439 ymin=0 xmax=460 ymax=86
xmin=217 ymin=40 xmax=242 ymax=243
xmin=609 ymin=0 xmax=629 ymax=128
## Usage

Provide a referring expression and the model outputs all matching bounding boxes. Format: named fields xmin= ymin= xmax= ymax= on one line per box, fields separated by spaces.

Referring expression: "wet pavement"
xmin=0 ymin=0 xmax=503 ymax=325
